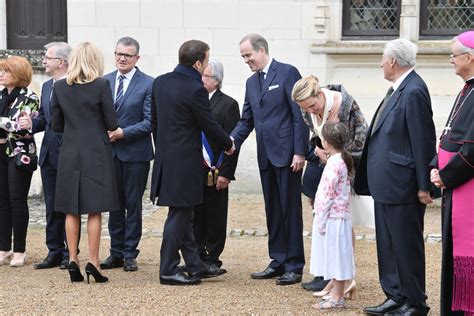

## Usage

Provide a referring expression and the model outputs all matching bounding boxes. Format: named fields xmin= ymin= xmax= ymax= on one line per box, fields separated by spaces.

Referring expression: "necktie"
xmin=259 ymin=71 xmax=265 ymax=91
xmin=115 ymin=75 xmax=126 ymax=105
xmin=371 ymin=86 xmax=394 ymax=136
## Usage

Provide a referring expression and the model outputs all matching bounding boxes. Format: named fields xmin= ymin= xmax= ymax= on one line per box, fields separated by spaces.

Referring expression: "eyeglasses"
xmin=43 ymin=55 xmax=62 ymax=61
xmin=114 ymin=52 xmax=137 ymax=60
xmin=202 ymin=74 xmax=214 ymax=79
xmin=449 ymin=52 xmax=470 ymax=60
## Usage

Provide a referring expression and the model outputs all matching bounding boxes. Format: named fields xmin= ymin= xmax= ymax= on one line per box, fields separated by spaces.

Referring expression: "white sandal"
xmin=312 ymin=298 xmax=346 ymax=310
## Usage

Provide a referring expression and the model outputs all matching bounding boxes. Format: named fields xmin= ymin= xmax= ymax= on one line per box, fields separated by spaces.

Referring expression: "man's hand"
xmin=215 ymin=176 xmax=230 ymax=190
xmin=291 ymin=154 xmax=305 ymax=172
xmin=430 ymin=168 xmax=445 ymax=189
xmin=108 ymin=128 xmax=124 ymax=142
xmin=225 ymin=137 xmax=235 ymax=155
xmin=314 ymin=146 xmax=329 ymax=164
xmin=418 ymin=190 xmax=433 ymax=205
xmin=19 ymin=111 xmax=32 ymax=130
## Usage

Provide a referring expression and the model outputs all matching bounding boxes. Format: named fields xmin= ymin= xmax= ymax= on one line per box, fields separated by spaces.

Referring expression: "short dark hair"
xmin=178 ymin=40 xmax=209 ymax=67
xmin=116 ymin=37 xmax=140 ymax=55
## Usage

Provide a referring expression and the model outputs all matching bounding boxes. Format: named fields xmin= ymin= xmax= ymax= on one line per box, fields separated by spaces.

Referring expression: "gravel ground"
xmin=0 ymin=194 xmax=442 ymax=315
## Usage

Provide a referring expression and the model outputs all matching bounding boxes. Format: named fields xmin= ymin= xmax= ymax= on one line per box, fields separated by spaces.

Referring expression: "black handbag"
xmin=14 ymin=152 xmax=38 ymax=173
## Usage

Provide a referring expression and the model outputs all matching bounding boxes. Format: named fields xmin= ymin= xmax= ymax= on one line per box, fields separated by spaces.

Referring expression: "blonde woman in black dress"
xmin=51 ymin=42 xmax=119 ymax=283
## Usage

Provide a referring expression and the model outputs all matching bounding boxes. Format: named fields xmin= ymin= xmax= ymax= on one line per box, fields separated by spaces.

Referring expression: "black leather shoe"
xmin=100 ymin=256 xmax=124 ymax=270
xmin=250 ymin=267 xmax=284 ymax=279
xmin=363 ymin=298 xmax=401 ymax=315
xmin=301 ymin=277 xmax=331 ymax=291
xmin=59 ymin=257 xmax=69 ymax=270
xmin=124 ymin=258 xmax=138 ymax=272
xmin=160 ymin=271 xmax=201 ymax=285
xmin=189 ymin=263 xmax=227 ymax=279
xmin=276 ymin=272 xmax=302 ymax=285
xmin=34 ymin=256 xmax=61 ymax=269
xmin=385 ymin=303 xmax=430 ymax=316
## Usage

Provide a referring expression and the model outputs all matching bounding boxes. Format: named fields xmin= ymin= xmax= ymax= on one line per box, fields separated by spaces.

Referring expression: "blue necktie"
xmin=259 ymin=71 xmax=265 ymax=91
xmin=115 ymin=75 xmax=126 ymax=105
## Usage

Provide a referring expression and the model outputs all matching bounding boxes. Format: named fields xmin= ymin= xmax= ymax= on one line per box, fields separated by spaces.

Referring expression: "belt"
xmin=0 ymin=138 xmax=7 ymax=144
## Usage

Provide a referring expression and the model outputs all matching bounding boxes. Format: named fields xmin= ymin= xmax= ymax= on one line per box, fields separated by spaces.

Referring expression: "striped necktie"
xmin=371 ymin=86 xmax=394 ymax=136
xmin=115 ymin=75 xmax=126 ymax=105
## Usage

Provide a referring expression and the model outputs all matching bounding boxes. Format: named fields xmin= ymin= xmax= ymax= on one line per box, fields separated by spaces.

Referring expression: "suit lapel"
xmin=210 ymin=90 xmax=222 ymax=111
xmin=371 ymin=71 xmax=416 ymax=135
xmin=116 ymin=68 xmax=141 ymax=112
xmin=43 ymin=80 xmax=53 ymax=121
xmin=259 ymin=60 xmax=278 ymax=101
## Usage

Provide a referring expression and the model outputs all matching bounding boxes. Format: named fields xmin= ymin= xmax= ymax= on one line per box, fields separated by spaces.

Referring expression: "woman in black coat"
xmin=51 ymin=42 xmax=119 ymax=283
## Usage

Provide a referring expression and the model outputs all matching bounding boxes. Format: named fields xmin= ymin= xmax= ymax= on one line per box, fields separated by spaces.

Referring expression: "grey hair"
xmin=44 ymin=42 xmax=71 ymax=63
xmin=453 ymin=36 xmax=474 ymax=54
xmin=116 ymin=36 xmax=140 ymax=55
xmin=384 ymin=39 xmax=418 ymax=68
xmin=240 ymin=33 xmax=269 ymax=54
xmin=208 ymin=59 xmax=224 ymax=90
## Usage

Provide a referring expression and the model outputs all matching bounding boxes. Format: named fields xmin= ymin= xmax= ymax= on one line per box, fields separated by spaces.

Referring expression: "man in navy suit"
xmin=150 ymin=40 xmax=233 ymax=285
xmin=100 ymin=37 xmax=154 ymax=272
xmin=355 ymin=39 xmax=436 ymax=315
xmin=231 ymin=34 xmax=309 ymax=285
xmin=21 ymin=42 xmax=72 ymax=270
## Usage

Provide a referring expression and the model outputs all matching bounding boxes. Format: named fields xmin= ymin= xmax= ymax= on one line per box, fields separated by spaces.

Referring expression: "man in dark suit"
xmin=230 ymin=34 xmax=308 ymax=285
xmin=150 ymin=40 xmax=234 ymax=285
xmin=20 ymin=42 xmax=72 ymax=270
xmin=101 ymin=37 xmax=154 ymax=272
xmin=193 ymin=59 xmax=240 ymax=270
xmin=354 ymin=39 xmax=436 ymax=315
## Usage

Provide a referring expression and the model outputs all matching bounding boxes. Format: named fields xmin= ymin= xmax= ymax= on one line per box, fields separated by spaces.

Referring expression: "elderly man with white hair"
xmin=355 ymin=38 xmax=436 ymax=315
xmin=194 ymin=59 xmax=240 ymax=272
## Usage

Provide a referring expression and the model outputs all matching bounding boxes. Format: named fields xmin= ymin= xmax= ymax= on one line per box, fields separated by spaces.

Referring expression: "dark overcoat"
xmin=51 ymin=78 xmax=119 ymax=214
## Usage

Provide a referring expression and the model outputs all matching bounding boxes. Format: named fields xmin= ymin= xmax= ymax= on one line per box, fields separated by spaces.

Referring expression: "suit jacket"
xmin=203 ymin=89 xmax=240 ymax=181
xmin=104 ymin=68 xmax=154 ymax=162
xmin=354 ymin=71 xmax=436 ymax=204
xmin=51 ymin=78 xmax=119 ymax=213
xmin=150 ymin=65 xmax=233 ymax=207
xmin=231 ymin=59 xmax=308 ymax=170
xmin=32 ymin=79 xmax=62 ymax=168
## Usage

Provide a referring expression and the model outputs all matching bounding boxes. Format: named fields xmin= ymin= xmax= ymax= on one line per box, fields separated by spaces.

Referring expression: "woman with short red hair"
xmin=0 ymin=56 xmax=39 ymax=267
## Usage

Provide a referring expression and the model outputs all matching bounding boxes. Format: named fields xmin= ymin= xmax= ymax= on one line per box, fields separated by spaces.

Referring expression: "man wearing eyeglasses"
xmin=101 ymin=37 xmax=154 ymax=272
xmin=20 ymin=42 xmax=72 ymax=270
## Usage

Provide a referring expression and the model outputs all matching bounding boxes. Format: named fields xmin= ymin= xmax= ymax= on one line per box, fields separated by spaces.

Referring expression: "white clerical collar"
xmin=392 ymin=68 xmax=414 ymax=92
xmin=208 ymin=89 xmax=217 ymax=100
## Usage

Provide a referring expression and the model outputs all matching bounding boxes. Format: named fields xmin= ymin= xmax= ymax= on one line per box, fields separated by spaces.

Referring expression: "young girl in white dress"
xmin=311 ymin=122 xmax=355 ymax=310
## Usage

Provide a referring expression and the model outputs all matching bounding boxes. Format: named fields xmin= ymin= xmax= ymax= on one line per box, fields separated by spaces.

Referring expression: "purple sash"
xmin=439 ymin=147 xmax=474 ymax=314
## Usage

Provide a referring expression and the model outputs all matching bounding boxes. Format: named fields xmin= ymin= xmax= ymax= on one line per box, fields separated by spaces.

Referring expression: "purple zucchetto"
xmin=458 ymin=31 xmax=474 ymax=49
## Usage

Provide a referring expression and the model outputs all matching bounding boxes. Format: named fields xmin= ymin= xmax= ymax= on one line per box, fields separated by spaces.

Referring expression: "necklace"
xmin=441 ymin=85 xmax=472 ymax=139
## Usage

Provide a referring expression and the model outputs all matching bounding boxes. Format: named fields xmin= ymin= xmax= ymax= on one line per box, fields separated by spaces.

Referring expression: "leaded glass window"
xmin=420 ymin=0 xmax=474 ymax=37
xmin=343 ymin=0 xmax=401 ymax=38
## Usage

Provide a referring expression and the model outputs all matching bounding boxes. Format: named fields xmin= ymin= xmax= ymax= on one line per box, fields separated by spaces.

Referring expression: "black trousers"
xmin=160 ymin=206 xmax=204 ymax=276
xmin=193 ymin=185 xmax=228 ymax=267
xmin=374 ymin=201 xmax=428 ymax=308
xmin=108 ymin=158 xmax=149 ymax=259
xmin=0 ymin=146 xmax=33 ymax=253
xmin=41 ymin=157 xmax=68 ymax=259
xmin=260 ymin=162 xmax=305 ymax=274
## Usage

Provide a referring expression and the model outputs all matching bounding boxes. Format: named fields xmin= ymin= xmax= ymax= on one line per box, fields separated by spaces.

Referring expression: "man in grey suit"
xmin=101 ymin=37 xmax=154 ymax=272
xmin=355 ymin=39 xmax=436 ymax=315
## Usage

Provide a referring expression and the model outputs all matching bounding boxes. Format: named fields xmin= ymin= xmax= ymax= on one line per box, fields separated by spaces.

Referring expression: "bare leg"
xmin=87 ymin=213 xmax=102 ymax=269
xmin=65 ymin=214 xmax=81 ymax=264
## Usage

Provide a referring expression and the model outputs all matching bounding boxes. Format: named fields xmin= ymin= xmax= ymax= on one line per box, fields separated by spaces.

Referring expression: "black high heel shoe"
xmin=85 ymin=262 xmax=108 ymax=284
xmin=68 ymin=261 xmax=84 ymax=282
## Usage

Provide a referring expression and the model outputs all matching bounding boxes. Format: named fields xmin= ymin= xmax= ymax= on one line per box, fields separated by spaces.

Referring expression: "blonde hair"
xmin=66 ymin=42 xmax=104 ymax=85
xmin=0 ymin=56 xmax=33 ymax=88
xmin=291 ymin=75 xmax=321 ymax=102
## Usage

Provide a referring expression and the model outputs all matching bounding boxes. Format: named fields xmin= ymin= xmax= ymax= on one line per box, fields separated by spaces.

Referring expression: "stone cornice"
xmin=311 ymin=40 xmax=452 ymax=55
xmin=0 ymin=49 xmax=45 ymax=72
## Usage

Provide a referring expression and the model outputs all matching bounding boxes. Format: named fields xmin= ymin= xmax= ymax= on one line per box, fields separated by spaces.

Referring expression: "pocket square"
xmin=268 ymin=84 xmax=279 ymax=91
